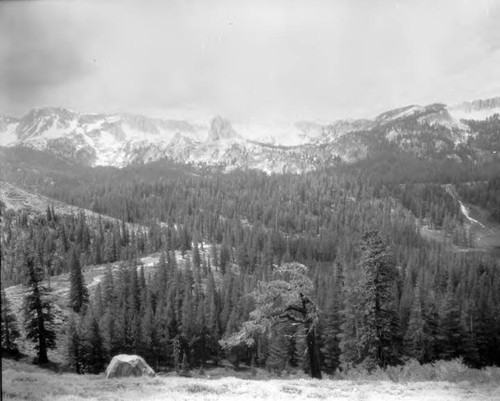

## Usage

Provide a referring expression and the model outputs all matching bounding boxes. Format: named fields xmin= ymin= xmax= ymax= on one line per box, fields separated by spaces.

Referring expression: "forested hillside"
xmin=2 ymin=146 xmax=499 ymax=376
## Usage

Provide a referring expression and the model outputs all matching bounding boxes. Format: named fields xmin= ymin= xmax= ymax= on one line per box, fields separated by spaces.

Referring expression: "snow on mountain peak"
xmin=1 ymin=97 xmax=498 ymax=172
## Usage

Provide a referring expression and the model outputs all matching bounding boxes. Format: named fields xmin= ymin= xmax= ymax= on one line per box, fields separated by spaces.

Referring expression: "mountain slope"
xmin=0 ymin=180 xmax=145 ymax=234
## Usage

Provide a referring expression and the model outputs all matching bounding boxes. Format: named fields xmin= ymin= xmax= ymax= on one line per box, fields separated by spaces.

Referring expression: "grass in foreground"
xmin=3 ymin=359 xmax=500 ymax=401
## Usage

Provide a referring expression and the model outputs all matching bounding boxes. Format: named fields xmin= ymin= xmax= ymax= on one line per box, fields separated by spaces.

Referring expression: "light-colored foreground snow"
xmin=2 ymin=362 xmax=500 ymax=401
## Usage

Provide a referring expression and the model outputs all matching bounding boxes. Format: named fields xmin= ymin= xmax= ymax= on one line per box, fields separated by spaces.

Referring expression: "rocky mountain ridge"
xmin=1 ymin=97 xmax=499 ymax=173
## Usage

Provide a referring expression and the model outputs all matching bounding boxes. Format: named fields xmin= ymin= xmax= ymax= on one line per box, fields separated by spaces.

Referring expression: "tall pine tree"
xmin=356 ymin=231 xmax=401 ymax=369
xmin=69 ymin=246 xmax=89 ymax=313
xmin=23 ymin=246 xmax=57 ymax=364
xmin=1 ymin=288 xmax=20 ymax=353
xmin=67 ymin=314 xmax=84 ymax=374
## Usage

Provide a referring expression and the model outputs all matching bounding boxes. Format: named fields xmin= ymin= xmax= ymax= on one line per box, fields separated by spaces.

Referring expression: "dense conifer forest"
xmin=1 ymin=150 xmax=500 ymax=377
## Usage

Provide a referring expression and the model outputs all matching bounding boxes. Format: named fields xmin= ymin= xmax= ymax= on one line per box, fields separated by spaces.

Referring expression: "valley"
xmin=1 ymin=96 xmax=500 ymax=400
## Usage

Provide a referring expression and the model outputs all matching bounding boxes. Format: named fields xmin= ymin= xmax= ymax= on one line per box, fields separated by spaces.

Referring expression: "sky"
xmin=1 ymin=0 xmax=500 ymax=123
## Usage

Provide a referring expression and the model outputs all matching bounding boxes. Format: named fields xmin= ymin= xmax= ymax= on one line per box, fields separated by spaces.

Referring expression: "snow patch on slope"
xmin=0 ymin=123 xmax=18 ymax=146
xmin=443 ymin=184 xmax=485 ymax=227
xmin=458 ymin=201 xmax=485 ymax=227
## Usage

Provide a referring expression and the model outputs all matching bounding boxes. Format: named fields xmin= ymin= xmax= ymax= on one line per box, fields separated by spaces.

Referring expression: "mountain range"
xmin=1 ymin=97 xmax=499 ymax=174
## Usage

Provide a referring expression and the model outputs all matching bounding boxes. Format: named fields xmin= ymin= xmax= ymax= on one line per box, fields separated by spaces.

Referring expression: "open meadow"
xmin=2 ymin=359 xmax=500 ymax=401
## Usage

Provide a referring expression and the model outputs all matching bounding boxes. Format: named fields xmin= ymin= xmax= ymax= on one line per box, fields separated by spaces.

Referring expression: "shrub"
xmin=336 ymin=358 xmax=500 ymax=384
xmin=184 ymin=383 xmax=228 ymax=395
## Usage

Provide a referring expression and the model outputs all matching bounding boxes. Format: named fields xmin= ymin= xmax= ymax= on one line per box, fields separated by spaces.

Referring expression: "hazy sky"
xmin=1 ymin=0 xmax=499 ymax=122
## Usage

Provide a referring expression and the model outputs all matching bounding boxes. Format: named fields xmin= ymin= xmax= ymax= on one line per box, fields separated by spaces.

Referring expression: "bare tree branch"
xmin=280 ymin=312 xmax=305 ymax=324
xmin=285 ymin=304 xmax=307 ymax=315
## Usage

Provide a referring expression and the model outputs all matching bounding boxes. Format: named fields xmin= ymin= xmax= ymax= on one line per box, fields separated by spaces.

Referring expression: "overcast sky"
xmin=1 ymin=0 xmax=499 ymax=122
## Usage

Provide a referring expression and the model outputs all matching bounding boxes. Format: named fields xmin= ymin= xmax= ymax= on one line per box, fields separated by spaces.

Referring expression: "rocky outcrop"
xmin=209 ymin=116 xmax=238 ymax=141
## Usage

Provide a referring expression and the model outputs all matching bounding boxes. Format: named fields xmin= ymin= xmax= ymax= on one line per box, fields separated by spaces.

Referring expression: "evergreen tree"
xmin=102 ymin=264 xmax=114 ymax=309
xmin=173 ymin=336 xmax=182 ymax=373
xmin=192 ymin=243 xmax=201 ymax=271
xmin=256 ymin=334 xmax=269 ymax=367
xmin=473 ymin=272 xmax=498 ymax=366
xmin=225 ymin=307 xmax=239 ymax=337
xmin=128 ymin=262 xmax=140 ymax=315
xmin=340 ymin=270 xmax=363 ymax=369
xmin=82 ymin=309 xmax=107 ymax=374
xmin=357 ymin=231 xmax=401 ymax=369
xmin=403 ymin=285 xmax=427 ymax=362
xmin=267 ymin=323 xmax=297 ymax=373
xmin=320 ymin=264 xmax=343 ymax=372
xmin=23 ymin=246 xmax=57 ymax=364
xmin=1 ymin=288 xmax=20 ymax=353
xmin=206 ymin=270 xmax=220 ymax=334
xmin=181 ymin=352 xmax=190 ymax=376
xmin=67 ymin=314 xmax=84 ymax=374
xmin=93 ymin=283 xmax=104 ymax=319
xmin=220 ymin=271 xmax=234 ymax=332
xmin=211 ymin=245 xmax=219 ymax=272
xmin=42 ymin=231 xmax=56 ymax=289
xmin=69 ymin=247 xmax=89 ymax=313
xmin=221 ymin=263 xmax=322 ymax=379
xmin=139 ymin=287 xmax=154 ymax=360
xmin=181 ymin=270 xmax=194 ymax=339
xmin=205 ymin=269 xmax=221 ymax=363
xmin=153 ymin=297 xmax=170 ymax=368
xmin=422 ymin=295 xmax=440 ymax=363
xmin=437 ymin=279 xmax=465 ymax=360
xmin=219 ymin=241 xmax=231 ymax=275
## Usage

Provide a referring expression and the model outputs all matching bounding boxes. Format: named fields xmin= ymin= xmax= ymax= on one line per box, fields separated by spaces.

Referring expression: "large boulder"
xmin=105 ymin=354 xmax=155 ymax=379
